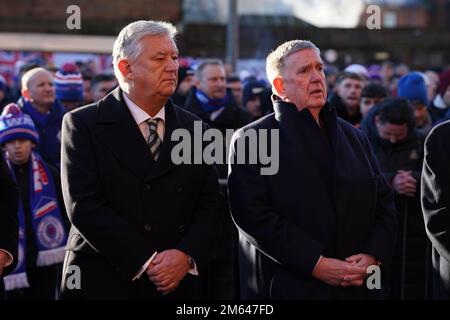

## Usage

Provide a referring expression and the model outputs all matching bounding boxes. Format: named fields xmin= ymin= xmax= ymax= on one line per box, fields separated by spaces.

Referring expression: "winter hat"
xmin=0 ymin=103 xmax=39 ymax=146
xmin=345 ymin=64 xmax=368 ymax=78
xmin=243 ymin=80 xmax=267 ymax=106
xmin=368 ymin=65 xmax=382 ymax=81
xmin=54 ymin=63 xmax=84 ymax=102
xmin=178 ymin=67 xmax=195 ymax=85
xmin=397 ymin=72 xmax=428 ymax=106
xmin=438 ymin=69 xmax=450 ymax=97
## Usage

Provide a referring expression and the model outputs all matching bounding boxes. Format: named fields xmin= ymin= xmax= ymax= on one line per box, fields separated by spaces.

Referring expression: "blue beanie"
xmin=397 ymin=72 xmax=428 ymax=106
xmin=54 ymin=63 xmax=84 ymax=102
xmin=0 ymin=103 xmax=39 ymax=146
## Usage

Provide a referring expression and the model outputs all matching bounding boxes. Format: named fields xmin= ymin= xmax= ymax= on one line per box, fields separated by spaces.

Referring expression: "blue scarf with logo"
xmin=3 ymin=151 xmax=67 ymax=291
xmin=195 ymin=89 xmax=229 ymax=114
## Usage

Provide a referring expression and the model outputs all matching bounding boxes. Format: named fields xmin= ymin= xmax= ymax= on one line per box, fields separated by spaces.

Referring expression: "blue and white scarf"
xmin=195 ymin=89 xmax=229 ymax=114
xmin=3 ymin=152 xmax=67 ymax=291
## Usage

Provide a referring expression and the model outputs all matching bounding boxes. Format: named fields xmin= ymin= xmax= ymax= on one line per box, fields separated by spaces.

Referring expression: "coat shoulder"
xmin=426 ymin=119 xmax=450 ymax=146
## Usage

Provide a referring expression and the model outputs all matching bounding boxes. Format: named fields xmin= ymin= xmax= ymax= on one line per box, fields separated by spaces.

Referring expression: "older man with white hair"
xmin=60 ymin=20 xmax=222 ymax=299
xmin=228 ymin=40 xmax=397 ymax=299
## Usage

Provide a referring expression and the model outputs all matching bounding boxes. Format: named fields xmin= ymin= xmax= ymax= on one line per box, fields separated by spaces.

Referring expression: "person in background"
xmin=422 ymin=119 xmax=450 ymax=299
xmin=242 ymin=79 xmax=268 ymax=120
xmin=171 ymin=66 xmax=195 ymax=106
xmin=54 ymin=63 xmax=84 ymax=112
xmin=428 ymin=69 xmax=450 ymax=124
xmin=226 ymin=74 xmax=244 ymax=108
xmin=81 ymin=74 xmax=94 ymax=105
xmin=1 ymin=75 xmax=14 ymax=111
xmin=90 ymin=73 xmax=117 ymax=103
xmin=0 ymin=104 xmax=67 ymax=300
xmin=397 ymin=72 xmax=433 ymax=136
xmin=330 ymin=72 xmax=365 ymax=127
xmin=361 ymin=98 xmax=429 ymax=299
xmin=360 ymin=83 xmax=387 ymax=119
xmin=17 ymin=67 xmax=65 ymax=169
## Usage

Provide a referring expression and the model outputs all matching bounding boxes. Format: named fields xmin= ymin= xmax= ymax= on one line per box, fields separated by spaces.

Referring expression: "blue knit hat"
xmin=397 ymin=72 xmax=428 ymax=106
xmin=0 ymin=103 xmax=39 ymax=146
xmin=54 ymin=63 xmax=84 ymax=102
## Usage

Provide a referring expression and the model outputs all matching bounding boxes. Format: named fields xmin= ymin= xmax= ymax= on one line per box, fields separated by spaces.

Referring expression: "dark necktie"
xmin=147 ymin=119 xmax=162 ymax=160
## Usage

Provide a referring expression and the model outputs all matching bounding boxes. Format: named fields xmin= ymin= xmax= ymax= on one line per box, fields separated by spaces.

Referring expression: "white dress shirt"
xmin=123 ymin=93 xmax=198 ymax=280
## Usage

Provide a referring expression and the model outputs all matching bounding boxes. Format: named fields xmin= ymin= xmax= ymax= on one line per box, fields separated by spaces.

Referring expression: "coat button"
xmin=176 ymin=186 xmax=183 ymax=192
xmin=145 ymin=184 xmax=151 ymax=191
xmin=144 ymin=224 xmax=152 ymax=232
xmin=177 ymin=224 xmax=185 ymax=233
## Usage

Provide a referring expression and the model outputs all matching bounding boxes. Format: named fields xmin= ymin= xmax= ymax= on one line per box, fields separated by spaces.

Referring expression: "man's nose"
xmin=166 ymin=59 xmax=178 ymax=72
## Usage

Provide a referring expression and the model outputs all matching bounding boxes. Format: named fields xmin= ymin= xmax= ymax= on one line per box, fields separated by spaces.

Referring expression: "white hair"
xmin=266 ymin=40 xmax=320 ymax=91
xmin=112 ymin=20 xmax=177 ymax=91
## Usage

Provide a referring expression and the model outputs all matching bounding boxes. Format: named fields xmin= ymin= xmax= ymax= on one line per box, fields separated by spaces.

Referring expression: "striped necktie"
xmin=146 ymin=118 xmax=162 ymax=160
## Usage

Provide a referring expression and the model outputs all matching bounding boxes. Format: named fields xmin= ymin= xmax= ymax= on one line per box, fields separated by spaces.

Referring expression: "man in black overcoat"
xmin=60 ymin=20 xmax=222 ymax=299
xmin=228 ymin=40 xmax=398 ymax=299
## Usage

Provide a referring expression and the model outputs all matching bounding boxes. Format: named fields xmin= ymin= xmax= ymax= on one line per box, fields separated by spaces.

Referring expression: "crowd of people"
xmin=0 ymin=19 xmax=450 ymax=301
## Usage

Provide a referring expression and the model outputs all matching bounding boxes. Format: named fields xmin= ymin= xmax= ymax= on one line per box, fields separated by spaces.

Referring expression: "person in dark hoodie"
xmin=361 ymin=97 xmax=430 ymax=299
xmin=171 ymin=66 xmax=195 ymax=107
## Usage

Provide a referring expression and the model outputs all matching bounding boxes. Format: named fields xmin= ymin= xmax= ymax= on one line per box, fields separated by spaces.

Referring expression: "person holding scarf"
xmin=0 ymin=103 xmax=68 ymax=300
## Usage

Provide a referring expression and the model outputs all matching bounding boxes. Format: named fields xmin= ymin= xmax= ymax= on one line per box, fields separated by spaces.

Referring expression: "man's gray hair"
xmin=266 ymin=40 xmax=320 ymax=85
xmin=195 ymin=59 xmax=224 ymax=82
xmin=112 ymin=20 xmax=177 ymax=91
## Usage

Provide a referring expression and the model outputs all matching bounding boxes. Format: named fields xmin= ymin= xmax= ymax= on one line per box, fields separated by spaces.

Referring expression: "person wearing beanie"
xmin=429 ymin=69 xmax=450 ymax=124
xmin=345 ymin=64 xmax=369 ymax=79
xmin=360 ymin=83 xmax=387 ymax=118
xmin=17 ymin=67 xmax=65 ymax=169
xmin=171 ymin=66 xmax=195 ymax=107
xmin=397 ymin=72 xmax=433 ymax=136
xmin=0 ymin=103 xmax=68 ymax=300
xmin=54 ymin=63 xmax=84 ymax=112
xmin=242 ymin=79 xmax=268 ymax=120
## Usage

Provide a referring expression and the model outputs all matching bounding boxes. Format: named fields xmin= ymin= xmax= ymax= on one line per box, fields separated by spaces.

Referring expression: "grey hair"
xmin=112 ymin=20 xmax=177 ymax=91
xmin=195 ymin=59 xmax=224 ymax=82
xmin=266 ymin=40 xmax=320 ymax=85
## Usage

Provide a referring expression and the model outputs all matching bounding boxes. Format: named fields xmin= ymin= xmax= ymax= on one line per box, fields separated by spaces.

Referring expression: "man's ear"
xmin=21 ymin=89 xmax=30 ymax=100
xmin=118 ymin=59 xmax=133 ymax=81
xmin=273 ymin=77 xmax=284 ymax=97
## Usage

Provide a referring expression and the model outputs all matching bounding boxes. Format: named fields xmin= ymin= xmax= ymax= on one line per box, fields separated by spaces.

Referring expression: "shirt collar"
xmin=123 ymin=93 xmax=165 ymax=125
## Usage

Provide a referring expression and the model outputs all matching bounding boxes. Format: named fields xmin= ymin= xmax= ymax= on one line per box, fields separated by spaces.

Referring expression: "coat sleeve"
xmin=228 ymin=129 xmax=324 ymax=277
xmin=361 ymin=133 xmax=398 ymax=265
xmin=0 ymin=151 xmax=19 ymax=275
xmin=421 ymin=124 xmax=450 ymax=264
xmin=61 ymin=111 xmax=158 ymax=281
